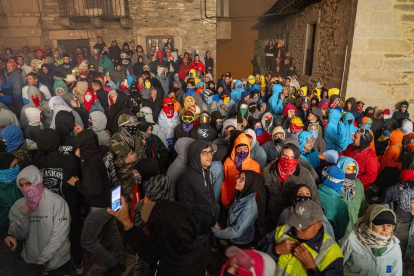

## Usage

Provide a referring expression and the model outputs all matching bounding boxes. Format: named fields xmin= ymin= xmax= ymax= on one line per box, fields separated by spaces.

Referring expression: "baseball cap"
xmin=291 ymin=117 xmax=304 ymax=127
xmin=141 ymin=200 xmax=156 ymax=222
xmin=287 ymin=201 xmax=324 ymax=229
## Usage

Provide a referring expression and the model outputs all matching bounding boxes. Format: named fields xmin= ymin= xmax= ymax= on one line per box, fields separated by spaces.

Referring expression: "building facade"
xmin=0 ymin=0 xmax=220 ymax=74
xmin=254 ymin=0 xmax=414 ymax=117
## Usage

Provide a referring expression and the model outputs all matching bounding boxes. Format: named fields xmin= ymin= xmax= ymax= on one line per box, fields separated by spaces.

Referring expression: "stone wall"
xmin=256 ymin=0 xmax=358 ymax=92
xmin=0 ymin=0 xmax=217 ymax=75
xmin=346 ymin=0 xmax=414 ymax=118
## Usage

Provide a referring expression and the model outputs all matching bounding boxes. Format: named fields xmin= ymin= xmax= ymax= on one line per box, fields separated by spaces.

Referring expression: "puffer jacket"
xmin=324 ymin=109 xmax=345 ymax=152
xmin=379 ymin=129 xmax=403 ymax=173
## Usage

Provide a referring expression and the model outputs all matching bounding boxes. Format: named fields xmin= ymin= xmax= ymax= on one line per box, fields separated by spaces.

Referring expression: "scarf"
xmin=254 ymin=127 xmax=263 ymax=137
xmin=197 ymin=123 xmax=210 ymax=140
xmin=290 ymin=123 xmax=302 ymax=135
xmin=342 ymin=178 xmax=356 ymax=197
xmin=20 ymin=183 xmax=45 ymax=211
xmin=234 ymin=151 xmax=248 ymax=172
xmin=397 ymin=188 xmax=414 ymax=214
xmin=186 ymin=88 xmax=195 ymax=97
xmin=330 ymin=101 xmax=339 ymax=109
xmin=32 ymin=95 xmax=40 ymax=107
xmin=0 ymin=165 xmax=20 ymax=184
xmin=277 ymin=156 xmax=298 ymax=182
xmin=355 ymin=219 xmax=392 ymax=249
xmin=119 ymin=127 xmax=135 ymax=148
xmin=182 ymin=122 xmax=194 ymax=132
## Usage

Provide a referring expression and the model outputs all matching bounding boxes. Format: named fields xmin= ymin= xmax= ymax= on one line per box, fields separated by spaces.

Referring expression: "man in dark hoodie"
xmin=55 ymin=110 xmax=82 ymax=155
xmin=33 ymin=128 xmax=84 ymax=273
xmin=176 ymin=140 xmax=220 ymax=250
xmin=344 ymin=97 xmax=360 ymax=121
xmin=57 ymin=54 xmax=74 ymax=77
xmin=189 ymin=111 xmax=218 ymax=142
xmin=67 ymin=130 xmax=125 ymax=276
xmin=392 ymin=100 xmax=410 ymax=127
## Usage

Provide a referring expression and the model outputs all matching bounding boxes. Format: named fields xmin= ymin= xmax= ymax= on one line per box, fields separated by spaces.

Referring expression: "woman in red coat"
xmin=190 ymin=54 xmax=206 ymax=74
xmin=179 ymin=56 xmax=193 ymax=77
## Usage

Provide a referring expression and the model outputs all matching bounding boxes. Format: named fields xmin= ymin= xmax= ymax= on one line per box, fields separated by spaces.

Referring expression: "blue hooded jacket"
xmin=249 ymin=83 xmax=260 ymax=92
xmin=0 ymin=125 xmax=25 ymax=153
xmin=298 ymin=131 xmax=321 ymax=169
xmin=324 ymin=109 xmax=345 ymax=152
xmin=337 ymin=156 xmax=359 ymax=177
xmin=268 ymin=84 xmax=284 ymax=115
xmin=231 ymin=80 xmax=244 ymax=102
xmin=341 ymin=112 xmax=358 ymax=151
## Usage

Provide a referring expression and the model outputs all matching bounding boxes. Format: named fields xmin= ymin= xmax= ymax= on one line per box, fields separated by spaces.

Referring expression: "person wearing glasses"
xmin=392 ymin=100 xmax=410 ymax=127
xmin=176 ymin=140 xmax=220 ymax=250
xmin=337 ymin=156 xmax=365 ymax=233
xmin=340 ymin=128 xmax=379 ymax=193
xmin=211 ymin=170 xmax=262 ymax=248
xmin=360 ymin=116 xmax=376 ymax=152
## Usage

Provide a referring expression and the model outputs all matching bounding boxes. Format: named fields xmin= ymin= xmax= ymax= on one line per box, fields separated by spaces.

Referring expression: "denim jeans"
xmin=81 ymin=207 xmax=124 ymax=268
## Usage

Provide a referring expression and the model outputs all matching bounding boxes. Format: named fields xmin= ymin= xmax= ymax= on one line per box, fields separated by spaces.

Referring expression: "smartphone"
xmin=317 ymin=82 xmax=321 ymax=86
xmin=111 ymin=185 xmax=121 ymax=211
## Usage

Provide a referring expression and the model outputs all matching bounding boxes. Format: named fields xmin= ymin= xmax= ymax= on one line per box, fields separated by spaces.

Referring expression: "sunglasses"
xmin=345 ymin=165 xmax=357 ymax=173
xmin=401 ymin=105 xmax=408 ymax=108
xmin=166 ymin=103 xmax=174 ymax=107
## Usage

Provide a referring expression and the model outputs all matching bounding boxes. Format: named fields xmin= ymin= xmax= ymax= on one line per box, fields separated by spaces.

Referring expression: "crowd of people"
xmin=0 ymin=35 xmax=413 ymax=276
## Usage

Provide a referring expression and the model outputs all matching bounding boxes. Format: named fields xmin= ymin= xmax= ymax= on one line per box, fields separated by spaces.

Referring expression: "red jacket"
xmin=191 ymin=60 xmax=206 ymax=73
xmin=340 ymin=144 xmax=379 ymax=192
xmin=256 ymin=131 xmax=270 ymax=146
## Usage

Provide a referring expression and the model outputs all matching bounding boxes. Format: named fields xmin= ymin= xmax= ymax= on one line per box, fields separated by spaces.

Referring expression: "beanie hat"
xmin=241 ymin=91 xmax=250 ymax=100
xmin=401 ymin=119 xmax=413 ymax=136
xmin=372 ymin=210 xmax=396 ymax=226
xmin=36 ymin=128 xmax=60 ymax=152
xmin=73 ymin=129 xmax=97 ymax=150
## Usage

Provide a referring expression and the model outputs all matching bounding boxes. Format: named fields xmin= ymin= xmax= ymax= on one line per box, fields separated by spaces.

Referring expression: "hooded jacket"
xmin=341 ymin=112 xmax=359 ymax=151
xmin=268 ymin=84 xmax=284 ymax=115
xmin=231 ymin=80 xmax=244 ymax=102
xmin=20 ymin=86 xmax=53 ymax=129
xmin=166 ymin=137 xmax=194 ymax=186
xmin=392 ymin=101 xmax=409 ymax=127
xmin=90 ymin=111 xmax=110 ymax=145
xmin=105 ymin=92 xmax=133 ymax=135
xmin=244 ymin=129 xmax=267 ymax=169
xmin=0 ymin=105 xmax=20 ymax=134
xmin=48 ymin=96 xmax=84 ymax=130
xmin=8 ymin=165 xmax=71 ymax=271
xmin=325 ymin=109 xmax=345 ymax=152
xmin=262 ymin=126 xmax=285 ymax=165
xmin=298 ymin=131 xmax=321 ymax=169
xmin=379 ymin=129 xmax=403 ymax=172
xmin=24 ymin=107 xmax=42 ymax=142
xmin=261 ymin=111 xmax=274 ymax=135
xmin=221 ymin=134 xmax=261 ymax=206
xmin=176 ymin=141 xmax=220 ymax=235
xmin=344 ymin=97 xmax=361 ymax=120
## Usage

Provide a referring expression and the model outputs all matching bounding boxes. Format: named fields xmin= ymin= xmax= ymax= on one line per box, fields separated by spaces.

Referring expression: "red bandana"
xmin=32 ymin=95 xmax=40 ymax=107
xmin=277 ymin=156 xmax=299 ymax=182
xmin=290 ymin=123 xmax=302 ymax=135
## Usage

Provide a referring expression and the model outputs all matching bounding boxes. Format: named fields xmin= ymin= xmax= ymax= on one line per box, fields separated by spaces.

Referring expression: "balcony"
xmin=59 ymin=0 xmax=129 ymax=20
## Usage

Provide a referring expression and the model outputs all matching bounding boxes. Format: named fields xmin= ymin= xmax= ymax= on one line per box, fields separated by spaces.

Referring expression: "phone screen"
xmin=317 ymin=82 xmax=321 ymax=86
xmin=111 ymin=185 xmax=121 ymax=211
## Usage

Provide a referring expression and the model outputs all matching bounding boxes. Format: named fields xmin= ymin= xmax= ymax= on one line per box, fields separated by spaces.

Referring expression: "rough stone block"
xmin=349 ymin=53 xmax=383 ymax=70
xmin=7 ymin=17 xmax=20 ymax=26
xmin=367 ymin=39 xmax=412 ymax=53
xmin=354 ymin=25 xmax=402 ymax=38
xmin=358 ymin=0 xmax=393 ymax=11
xmin=351 ymin=39 xmax=369 ymax=52
xmin=11 ymin=0 xmax=35 ymax=13
xmin=394 ymin=4 xmax=414 ymax=11
xmin=346 ymin=83 xmax=388 ymax=97
xmin=362 ymin=70 xmax=403 ymax=84
xmin=370 ymin=12 xmax=400 ymax=25
xmin=4 ymin=37 xmax=26 ymax=46
xmin=20 ymin=17 xmax=38 ymax=27
xmin=384 ymin=59 xmax=414 ymax=70
xmin=1 ymin=0 xmax=11 ymax=13
xmin=401 ymin=14 xmax=414 ymax=21
xmin=25 ymin=36 xmax=41 ymax=46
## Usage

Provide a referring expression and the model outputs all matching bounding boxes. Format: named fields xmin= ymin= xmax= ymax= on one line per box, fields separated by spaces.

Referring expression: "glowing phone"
xmin=111 ymin=185 xmax=121 ymax=211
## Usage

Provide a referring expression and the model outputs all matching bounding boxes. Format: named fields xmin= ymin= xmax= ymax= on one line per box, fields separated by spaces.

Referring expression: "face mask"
xmin=309 ymin=130 xmax=318 ymax=140
xmin=249 ymin=106 xmax=256 ymax=113
xmin=32 ymin=95 xmax=40 ymax=107
xmin=145 ymin=82 xmax=151 ymax=89
xmin=273 ymin=137 xmax=283 ymax=145
xmin=240 ymin=108 xmax=247 ymax=117
xmin=124 ymin=125 xmax=137 ymax=137
xmin=362 ymin=124 xmax=371 ymax=131
xmin=237 ymin=84 xmax=242 ymax=90
xmin=254 ymin=127 xmax=263 ymax=137
xmin=235 ymin=151 xmax=249 ymax=171
xmin=85 ymin=94 xmax=92 ymax=102
xmin=265 ymin=119 xmax=271 ymax=129
xmin=174 ymin=75 xmax=180 ymax=81
xmin=160 ymin=72 xmax=166 ymax=80
xmin=330 ymin=101 xmax=339 ymax=109
xmin=243 ymin=84 xmax=248 ymax=90
xmin=186 ymin=88 xmax=195 ymax=97
xmin=223 ymin=97 xmax=230 ymax=105
xmin=293 ymin=195 xmax=313 ymax=205
xmin=86 ymin=120 xmax=93 ymax=129
xmin=182 ymin=122 xmax=194 ymax=132
xmin=290 ymin=124 xmax=302 ymax=134
xmin=216 ymin=121 xmax=223 ymax=130
xmin=311 ymin=102 xmax=317 ymax=107
xmin=140 ymin=131 xmax=151 ymax=139
xmin=20 ymin=183 xmax=45 ymax=211
xmin=302 ymin=106 xmax=308 ymax=111
xmin=0 ymin=165 xmax=20 ymax=184
xmin=0 ymin=140 xmax=7 ymax=152
xmin=345 ymin=173 xmax=356 ymax=180
xmin=356 ymin=106 xmax=363 ymax=112
xmin=383 ymin=130 xmax=391 ymax=137
xmin=348 ymin=118 xmax=353 ymax=125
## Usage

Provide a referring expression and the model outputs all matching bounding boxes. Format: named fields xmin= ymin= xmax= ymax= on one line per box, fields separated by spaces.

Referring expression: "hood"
xmin=329 ymin=94 xmax=340 ymax=104
xmin=188 ymin=140 xmax=212 ymax=173
xmin=337 ymin=156 xmax=359 ymax=177
xmin=344 ymin=112 xmax=356 ymax=125
xmin=53 ymin=78 xmax=68 ymax=94
xmin=383 ymin=118 xmax=399 ymax=132
xmin=188 ymin=69 xmax=198 ymax=79
xmin=282 ymin=103 xmax=297 ymax=117
xmin=234 ymin=80 xmax=243 ymax=92
xmin=244 ymin=128 xmax=257 ymax=149
xmin=363 ymin=204 xmax=396 ymax=229
xmin=272 ymin=126 xmax=285 ymax=139
xmin=54 ymin=86 xmax=67 ymax=95
xmin=328 ymin=88 xmax=340 ymax=99
xmin=17 ymin=165 xmax=43 ymax=187
xmin=318 ymin=97 xmax=329 ymax=108
xmin=401 ymin=120 xmax=412 ymax=136
xmin=157 ymin=67 xmax=165 ymax=76
xmin=24 ymin=107 xmax=42 ymax=127
xmin=222 ymin=118 xmax=237 ymax=136
xmin=345 ymin=97 xmax=356 ymax=111
xmin=1 ymin=81 xmax=13 ymax=91
xmin=27 ymin=86 xmax=44 ymax=106
xmin=36 ymin=128 xmax=60 ymax=152
xmin=76 ymin=81 xmax=88 ymax=99
xmin=174 ymin=137 xmax=194 ymax=162
xmin=328 ymin=109 xmax=342 ymax=125
xmin=196 ymin=82 xmax=205 ymax=89
xmin=389 ymin=129 xmax=403 ymax=146
xmin=49 ymin=96 xmax=70 ymax=111
xmin=272 ymin=84 xmax=283 ymax=96
xmin=261 ymin=112 xmax=273 ymax=130
xmin=400 ymin=101 xmax=409 ymax=112
xmin=183 ymin=96 xmax=195 ymax=111
xmin=135 ymin=158 xmax=160 ymax=182
xmin=298 ymin=131 xmax=313 ymax=152
xmin=140 ymin=106 xmax=154 ymax=123
xmin=90 ymin=111 xmax=107 ymax=132
xmin=231 ymin=133 xmax=251 ymax=161
xmin=237 ymin=170 xmax=263 ymax=199
xmin=122 ymin=42 xmax=130 ymax=49
xmin=55 ymin=110 xmax=75 ymax=137
xmin=0 ymin=125 xmax=24 ymax=153
xmin=260 ymin=102 xmax=270 ymax=114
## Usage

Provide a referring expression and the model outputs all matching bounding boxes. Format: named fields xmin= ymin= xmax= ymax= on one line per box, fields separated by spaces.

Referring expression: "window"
xmin=216 ymin=0 xmax=229 ymax=18
xmin=304 ymin=23 xmax=317 ymax=76
xmin=146 ymin=36 xmax=171 ymax=52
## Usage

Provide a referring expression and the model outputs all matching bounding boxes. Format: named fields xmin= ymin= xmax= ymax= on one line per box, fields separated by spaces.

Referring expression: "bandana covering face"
xmin=0 ymin=165 xmax=20 ymax=184
xmin=144 ymin=82 xmax=151 ymax=89
xmin=330 ymin=101 xmax=339 ymax=109
xmin=293 ymin=195 xmax=313 ymax=205
xmin=163 ymin=105 xmax=174 ymax=119
xmin=277 ymin=156 xmax=299 ymax=182
xmin=342 ymin=178 xmax=356 ymax=197
xmin=355 ymin=219 xmax=392 ymax=249
xmin=119 ymin=127 xmax=136 ymax=148
xmin=20 ymin=183 xmax=45 ymax=211
xmin=309 ymin=129 xmax=318 ymax=140
xmin=32 ymin=95 xmax=40 ymax=107
xmin=356 ymin=105 xmax=363 ymax=112
xmin=290 ymin=123 xmax=302 ymax=135
xmin=254 ymin=127 xmax=263 ymax=137
xmin=265 ymin=119 xmax=272 ymax=129
xmin=235 ymin=151 xmax=248 ymax=172
xmin=182 ymin=122 xmax=194 ymax=132
xmin=240 ymin=108 xmax=247 ymax=117
xmin=186 ymin=88 xmax=195 ymax=97
xmin=216 ymin=121 xmax=223 ymax=131
xmin=223 ymin=97 xmax=230 ymax=105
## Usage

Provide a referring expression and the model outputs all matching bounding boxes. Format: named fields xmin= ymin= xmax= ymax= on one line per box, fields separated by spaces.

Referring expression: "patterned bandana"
xmin=235 ymin=151 xmax=248 ymax=172
xmin=20 ymin=183 xmax=45 ymax=211
xmin=397 ymin=188 xmax=414 ymax=215
xmin=342 ymin=178 xmax=356 ymax=197
xmin=355 ymin=219 xmax=392 ymax=248
xmin=254 ymin=127 xmax=264 ymax=137
xmin=182 ymin=122 xmax=194 ymax=132
xmin=277 ymin=156 xmax=298 ymax=182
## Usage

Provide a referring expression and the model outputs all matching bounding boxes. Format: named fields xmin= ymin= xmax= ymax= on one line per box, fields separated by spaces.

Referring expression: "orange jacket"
xmin=403 ymin=132 xmax=414 ymax=152
xmin=379 ymin=129 xmax=403 ymax=172
xmin=174 ymin=100 xmax=182 ymax=113
xmin=221 ymin=134 xmax=261 ymax=206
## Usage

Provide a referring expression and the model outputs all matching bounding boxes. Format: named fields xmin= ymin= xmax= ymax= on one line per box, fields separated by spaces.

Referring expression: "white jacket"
xmin=341 ymin=230 xmax=402 ymax=276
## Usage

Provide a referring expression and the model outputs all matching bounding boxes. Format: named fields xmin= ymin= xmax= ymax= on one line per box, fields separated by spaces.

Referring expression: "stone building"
xmin=254 ymin=0 xmax=414 ymax=117
xmin=0 ymin=0 xmax=227 ymax=76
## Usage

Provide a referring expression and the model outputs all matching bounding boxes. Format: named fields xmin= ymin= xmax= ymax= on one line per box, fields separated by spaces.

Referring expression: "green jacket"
xmin=100 ymin=55 xmax=114 ymax=73
xmin=343 ymin=179 xmax=365 ymax=233
xmin=0 ymin=181 xmax=22 ymax=228
xmin=319 ymin=184 xmax=350 ymax=241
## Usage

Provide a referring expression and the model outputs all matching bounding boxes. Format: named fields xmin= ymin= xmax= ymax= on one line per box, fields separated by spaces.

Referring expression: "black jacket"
xmin=55 ymin=110 xmax=76 ymax=155
xmin=189 ymin=125 xmax=218 ymax=142
xmin=144 ymin=135 xmax=168 ymax=174
xmin=105 ymin=92 xmax=133 ymax=135
xmin=176 ymin=141 xmax=220 ymax=235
